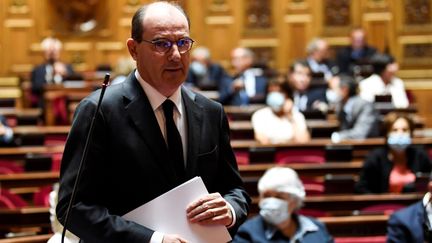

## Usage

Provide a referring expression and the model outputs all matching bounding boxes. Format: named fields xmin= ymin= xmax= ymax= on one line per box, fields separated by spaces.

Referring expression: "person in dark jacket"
xmin=387 ymin=172 xmax=432 ymax=243
xmin=233 ymin=167 xmax=333 ymax=243
xmin=355 ymin=112 xmax=432 ymax=194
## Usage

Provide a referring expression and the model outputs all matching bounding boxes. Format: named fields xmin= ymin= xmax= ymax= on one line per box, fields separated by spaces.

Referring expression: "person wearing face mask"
xmin=233 ymin=167 xmax=334 ymax=243
xmin=251 ymin=79 xmax=310 ymax=144
xmin=185 ymin=46 xmax=231 ymax=91
xmin=355 ymin=112 xmax=432 ymax=194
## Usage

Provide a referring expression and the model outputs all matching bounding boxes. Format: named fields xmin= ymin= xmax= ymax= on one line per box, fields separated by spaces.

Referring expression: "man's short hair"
xmin=370 ymin=53 xmax=395 ymax=75
xmin=306 ymin=38 xmax=323 ymax=55
xmin=339 ymin=74 xmax=358 ymax=97
xmin=131 ymin=1 xmax=191 ymax=43
xmin=288 ymin=59 xmax=310 ymax=73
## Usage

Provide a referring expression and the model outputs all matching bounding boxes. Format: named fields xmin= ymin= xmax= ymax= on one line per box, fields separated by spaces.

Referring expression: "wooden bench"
xmin=0 ymin=234 xmax=52 ymax=243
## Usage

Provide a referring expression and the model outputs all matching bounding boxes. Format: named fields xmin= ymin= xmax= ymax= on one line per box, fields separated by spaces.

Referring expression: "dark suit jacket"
xmin=336 ymin=45 xmax=377 ymax=75
xmin=336 ymin=96 xmax=380 ymax=140
xmin=219 ymin=73 xmax=267 ymax=106
xmin=56 ymin=72 xmax=250 ymax=243
xmin=31 ymin=63 xmax=75 ymax=95
xmin=387 ymin=201 xmax=425 ymax=243
xmin=30 ymin=63 xmax=75 ymax=109
xmin=185 ymin=63 xmax=231 ymax=91
xmin=355 ymin=147 xmax=431 ymax=194
xmin=233 ymin=214 xmax=334 ymax=243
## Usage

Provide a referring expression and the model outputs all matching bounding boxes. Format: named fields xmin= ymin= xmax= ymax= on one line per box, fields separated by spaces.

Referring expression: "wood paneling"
xmin=0 ymin=0 xmax=431 ymax=78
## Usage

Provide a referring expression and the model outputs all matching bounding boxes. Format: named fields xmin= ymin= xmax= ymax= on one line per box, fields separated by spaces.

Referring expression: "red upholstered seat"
xmin=0 ymin=189 xmax=27 ymax=209
xmin=360 ymin=203 xmax=406 ymax=215
xmin=275 ymin=149 xmax=325 ymax=164
xmin=33 ymin=185 xmax=53 ymax=207
xmin=0 ymin=160 xmax=24 ymax=174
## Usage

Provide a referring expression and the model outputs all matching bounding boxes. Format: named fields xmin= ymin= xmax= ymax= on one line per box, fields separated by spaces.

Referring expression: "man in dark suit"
xmin=336 ymin=27 xmax=377 ymax=76
xmin=0 ymin=115 xmax=13 ymax=145
xmin=219 ymin=47 xmax=268 ymax=106
xmin=56 ymin=2 xmax=250 ymax=243
xmin=387 ymin=173 xmax=432 ymax=243
xmin=287 ymin=60 xmax=328 ymax=114
xmin=30 ymin=37 xmax=75 ymax=108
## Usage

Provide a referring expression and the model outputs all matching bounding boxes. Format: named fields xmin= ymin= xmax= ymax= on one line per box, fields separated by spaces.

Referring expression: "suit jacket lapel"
xmin=122 ymin=73 xmax=177 ymax=185
xmin=182 ymin=87 xmax=203 ymax=179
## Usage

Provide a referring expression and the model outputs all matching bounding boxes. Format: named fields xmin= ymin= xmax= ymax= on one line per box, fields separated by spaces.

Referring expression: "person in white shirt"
xmin=252 ymin=80 xmax=310 ymax=144
xmin=359 ymin=53 xmax=409 ymax=108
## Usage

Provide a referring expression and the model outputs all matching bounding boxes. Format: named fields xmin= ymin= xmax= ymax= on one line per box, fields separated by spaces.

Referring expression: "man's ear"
xmin=126 ymin=38 xmax=138 ymax=60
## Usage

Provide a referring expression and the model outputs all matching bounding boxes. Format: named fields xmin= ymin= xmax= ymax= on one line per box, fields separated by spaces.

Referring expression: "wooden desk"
xmin=0 ymin=145 xmax=64 ymax=159
xmin=229 ymin=120 xmax=339 ymax=139
xmin=0 ymin=207 xmax=50 ymax=231
xmin=12 ymin=126 xmax=70 ymax=136
xmin=320 ymin=214 xmax=389 ymax=236
xmin=249 ymin=193 xmax=422 ymax=216
xmin=0 ymin=108 xmax=42 ymax=126
xmin=239 ymin=161 xmax=363 ymax=178
xmin=0 ymin=172 xmax=59 ymax=189
xmin=231 ymin=137 xmax=432 ymax=160
xmin=0 ymin=234 xmax=52 ymax=242
xmin=224 ymin=105 xmax=265 ymax=120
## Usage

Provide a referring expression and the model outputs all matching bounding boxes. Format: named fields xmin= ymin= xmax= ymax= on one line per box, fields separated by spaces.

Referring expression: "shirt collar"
xmin=134 ymin=70 xmax=183 ymax=114
xmin=264 ymin=214 xmax=319 ymax=241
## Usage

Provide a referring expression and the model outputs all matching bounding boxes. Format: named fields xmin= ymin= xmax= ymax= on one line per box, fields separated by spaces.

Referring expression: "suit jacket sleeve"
xmin=56 ymin=98 xmax=154 ymax=243
xmin=338 ymin=99 xmax=377 ymax=140
xmin=217 ymin=105 xmax=251 ymax=234
xmin=387 ymin=213 xmax=411 ymax=243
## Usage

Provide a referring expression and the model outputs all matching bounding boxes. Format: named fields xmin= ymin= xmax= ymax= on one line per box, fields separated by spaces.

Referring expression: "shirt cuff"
xmin=226 ymin=201 xmax=236 ymax=228
xmin=149 ymin=231 xmax=164 ymax=243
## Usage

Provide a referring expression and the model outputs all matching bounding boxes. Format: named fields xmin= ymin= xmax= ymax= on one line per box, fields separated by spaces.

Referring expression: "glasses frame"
xmin=141 ymin=37 xmax=195 ymax=54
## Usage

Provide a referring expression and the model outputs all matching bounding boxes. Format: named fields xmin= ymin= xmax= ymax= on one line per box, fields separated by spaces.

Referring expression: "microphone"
xmin=61 ymin=73 xmax=110 ymax=243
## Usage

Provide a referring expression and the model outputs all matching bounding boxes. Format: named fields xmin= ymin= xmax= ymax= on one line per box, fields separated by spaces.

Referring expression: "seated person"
xmin=251 ymin=79 xmax=310 ymax=144
xmin=31 ymin=37 xmax=75 ymax=108
xmin=355 ymin=112 xmax=432 ymax=194
xmin=219 ymin=47 xmax=267 ymax=106
xmin=233 ymin=167 xmax=334 ymax=243
xmin=331 ymin=75 xmax=379 ymax=142
xmin=305 ymin=38 xmax=339 ymax=81
xmin=0 ymin=115 xmax=13 ymax=145
xmin=336 ymin=27 xmax=377 ymax=76
xmin=359 ymin=53 xmax=409 ymax=108
xmin=287 ymin=60 xmax=328 ymax=114
xmin=387 ymin=172 xmax=432 ymax=243
xmin=185 ymin=46 xmax=231 ymax=91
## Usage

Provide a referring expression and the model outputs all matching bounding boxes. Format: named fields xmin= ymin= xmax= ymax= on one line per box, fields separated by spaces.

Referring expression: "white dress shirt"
xmin=359 ymin=74 xmax=409 ymax=108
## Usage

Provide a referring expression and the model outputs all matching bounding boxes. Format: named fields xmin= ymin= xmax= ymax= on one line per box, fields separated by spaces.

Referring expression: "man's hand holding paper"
xmin=186 ymin=193 xmax=233 ymax=227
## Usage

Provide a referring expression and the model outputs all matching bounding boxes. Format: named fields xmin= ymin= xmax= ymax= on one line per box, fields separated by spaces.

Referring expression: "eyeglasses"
xmin=141 ymin=37 xmax=195 ymax=54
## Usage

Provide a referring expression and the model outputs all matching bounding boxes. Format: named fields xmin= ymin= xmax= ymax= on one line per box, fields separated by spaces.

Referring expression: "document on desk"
xmin=122 ymin=176 xmax=232 ymax=243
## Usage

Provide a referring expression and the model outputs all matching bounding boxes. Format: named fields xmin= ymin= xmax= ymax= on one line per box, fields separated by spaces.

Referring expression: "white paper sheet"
xmin=123 ymin=177 xmax=232 ymax=243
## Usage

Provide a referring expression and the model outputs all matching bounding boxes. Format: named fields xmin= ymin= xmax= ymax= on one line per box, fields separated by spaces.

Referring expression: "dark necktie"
xmin=162 ymin=99 xmax=185 ymax=182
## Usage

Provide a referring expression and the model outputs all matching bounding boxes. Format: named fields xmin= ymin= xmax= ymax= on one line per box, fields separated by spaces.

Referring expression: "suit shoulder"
xmin=390 ymin=201 xmax=422 ymax=223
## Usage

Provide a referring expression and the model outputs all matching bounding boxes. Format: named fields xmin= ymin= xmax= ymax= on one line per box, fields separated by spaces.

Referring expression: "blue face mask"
xmin=387 ymin=132 xmax=411 ymax=152
xmin=266 ymin=92 xmax=285 ymax=113
xmin=190 ymin=61 xmax=207 ymax=76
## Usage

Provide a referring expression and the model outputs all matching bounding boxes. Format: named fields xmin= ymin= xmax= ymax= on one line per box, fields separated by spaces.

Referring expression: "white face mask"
xmin=259 ymin=197 xmax=290 ymax=225
xmin=190 ymin=61 xmax=207 ymax=76
xmin=387 ymin=132 xmax=411 ymax=152
xmin=266 ymin=92 xmax=285 ymax=113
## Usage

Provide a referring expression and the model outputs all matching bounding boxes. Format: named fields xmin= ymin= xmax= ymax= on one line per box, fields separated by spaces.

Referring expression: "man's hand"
xmin=162 ymin=234 xmax=188 ymax=243
xmin=186 ymin=193 xmax=233 ymax=227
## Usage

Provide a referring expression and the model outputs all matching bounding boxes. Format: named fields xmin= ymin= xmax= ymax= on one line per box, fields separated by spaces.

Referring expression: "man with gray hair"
xmin=31 ymin=37 xmax=75 ymax=107
xmin=305 ymin=38 xmax=338 ymax=81
xmin=233 ymin=167 xmax=333 ymax=243
xmin=219 ymin=47 xmax=268 ymax=105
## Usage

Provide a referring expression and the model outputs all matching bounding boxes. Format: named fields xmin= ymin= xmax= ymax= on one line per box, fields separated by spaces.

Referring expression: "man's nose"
xmin=168 ymin=44 xmax=181 ymax=61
